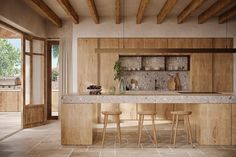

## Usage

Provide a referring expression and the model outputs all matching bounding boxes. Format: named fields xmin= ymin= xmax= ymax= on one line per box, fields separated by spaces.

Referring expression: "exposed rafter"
xmin=136 ymin=0 xmax=149 ymax=24
xmin=86 ymin=0 xmax=99 ymax=24
xmin=115 ymin=0 xmax=121 ymax=24
xmin=178 ymin=0 xmax=205 ymax=24
xmin=198 ymin=0 xmax=232 ymax=24
xmin=25 ymin=0 xmax=62 ymax=27
xmin=57 ymin=0 xmax=79 ymax=24
xmin=157 ymin=0 xmax=177 ymax=24
xmin=219 ymin=6 xmax=236 ymax=24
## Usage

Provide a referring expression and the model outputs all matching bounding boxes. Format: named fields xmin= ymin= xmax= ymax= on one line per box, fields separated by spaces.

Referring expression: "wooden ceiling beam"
xmin=57 ymin=0 xmax=79 ymax=24
xmin=198 ymin=0 xmax=232 ymax=24
xmin=136 ymin=0 xmax=149 ymax=24
xmin=178 ymin=0 xmax=205 ymax=24
xmin=157 ymin=0 xmax=177 ymax=24
xmin=86 ymin=0 xmax=99 ymax=24
xmin=26 ymin=0 xmax=62 ymax=27
xmin=115 ymin=0 xmax=121 ymax=24
xmin=219 ymin=6 xmax=236 ymax=24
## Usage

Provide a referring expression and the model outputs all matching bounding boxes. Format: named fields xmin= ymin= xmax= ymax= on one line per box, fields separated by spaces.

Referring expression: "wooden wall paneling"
xmin=213 ymin=53 xmax=233 ymax=92
xmin=212 ymin=38 xmax=233 ymax=48
xmin=0 ymin=91 xmax=21 ymax=112
xmin=232 ymin=104 xmax=236 ymax=145
xmin=167 ymin=38 xmax=193 ymax=48
xmin=123 ymin=38 xmax=144 ymax=48
xmin=78 ymin=39 xmax=98 ymax=93
xmin=61 ymin=104 xmax=95 ymax=145
xmin=192 ymin=38 xmax=213 ymax=48
xmin=144 ymin=38 xmax=168 ymax=48
xmin=99 ymin=52 xmax=119 ymax=122
xmin=190 ymin=53 xmax=213 ymax=92
xmin=198 ymin=104 xmax=232 ymax=145
xmin=99 ymin=38 xmax=119 ymax=48
xmin=119 ymin=103 xmax=137 ymax=120
xmin=137 ymin=103 xmax=156 ymax=119
xmin=156 ymin=103 xmax=173 ymax=120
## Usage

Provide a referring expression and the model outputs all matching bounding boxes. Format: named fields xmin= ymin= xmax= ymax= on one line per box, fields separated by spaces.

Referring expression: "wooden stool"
xmin=170 ymin=111 xmax=193 ymax=147
xmin=102 ymin=111 xmax=122 ymax=146
xmin=137 ymin=111 xmax=157 ymax=146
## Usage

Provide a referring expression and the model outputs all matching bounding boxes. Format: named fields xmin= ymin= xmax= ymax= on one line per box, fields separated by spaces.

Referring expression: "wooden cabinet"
xmin=167 ymin=38 xmax=193 ymax=48
xmin=99 ymin=53 xmax=119 ymax=122
xmin=78 ymin=39 xmax=98 ymax=94
xmin=144 ymin=38 xmax=168 ymax=48
xmin=99 ymin=38 xmax=120 ymax=48
xmin=190 ymin=53 xmax=213 ymax=92
xmin=123 ymin=38 xmax=144 ymax=48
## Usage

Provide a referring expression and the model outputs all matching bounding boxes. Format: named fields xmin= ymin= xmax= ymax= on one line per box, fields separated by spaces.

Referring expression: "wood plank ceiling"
xmin=24 ymin=0 xmax=236 ymax=27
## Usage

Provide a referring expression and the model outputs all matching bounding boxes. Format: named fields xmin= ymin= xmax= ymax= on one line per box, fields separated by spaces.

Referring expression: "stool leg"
xmin=173 ymin=115 xmax=179 ymax=147
xmin=151 ymin=115 xmax=157 ymax=145
xmin=184 ymin=116 xmax=189 ymax=144
xmin=116 ymin=115 xmax=121 ymax=144
xmin=102 ymin=115 xmax=108 ymax=146
xmin=138 ymin=115 xmax=144 ymax=146
xmin=170 ymin=114 xmax=175 ymax=144
xmin=187 ymin=116 xmax=193 ymax=147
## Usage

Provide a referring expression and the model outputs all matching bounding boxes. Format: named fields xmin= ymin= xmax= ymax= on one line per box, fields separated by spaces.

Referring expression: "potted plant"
xmin=114 ymin=60 xmax=125 ymax=93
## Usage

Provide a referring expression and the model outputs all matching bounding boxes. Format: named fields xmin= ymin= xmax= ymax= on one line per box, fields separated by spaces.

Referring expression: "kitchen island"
xmin=61 ymin=92 xmax=236 ymax=146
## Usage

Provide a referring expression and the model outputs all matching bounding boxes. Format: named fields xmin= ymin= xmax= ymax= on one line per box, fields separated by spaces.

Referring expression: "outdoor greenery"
xmin=0 ymin=39 xmax=21 ymax=77
xmin=52 ymin=45 xmax=59 ymax=65
xmin=52 ymin=69 xmax=59 ymax=81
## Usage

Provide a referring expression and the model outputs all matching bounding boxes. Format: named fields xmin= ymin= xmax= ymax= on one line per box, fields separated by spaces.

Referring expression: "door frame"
xmin=47 ymin=40 xmax=60 ymax=120
xmin=22 ymin=34 xmax=47 ymax=128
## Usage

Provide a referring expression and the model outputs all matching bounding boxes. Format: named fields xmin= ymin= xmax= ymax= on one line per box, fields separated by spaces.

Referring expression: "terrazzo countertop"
xmin=62 ymin=91 xmax=236 ymax=104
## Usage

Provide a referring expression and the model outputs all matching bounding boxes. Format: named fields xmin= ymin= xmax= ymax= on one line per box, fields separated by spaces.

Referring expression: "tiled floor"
xmin=0 ymin=112 xmax=21 ymax=140
xmin=0 ymin=120 xmax=236 ymax=157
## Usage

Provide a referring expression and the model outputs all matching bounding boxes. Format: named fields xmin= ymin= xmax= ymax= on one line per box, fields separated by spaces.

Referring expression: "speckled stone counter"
xmin=62 ymin=93 xmax=236 ymax=104
xmin=61 ymin=92 xmax=236 ymax=146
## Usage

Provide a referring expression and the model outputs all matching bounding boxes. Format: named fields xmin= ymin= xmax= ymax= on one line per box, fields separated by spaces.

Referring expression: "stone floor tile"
xmin=70 ymin=152 xmax=100 ymax=157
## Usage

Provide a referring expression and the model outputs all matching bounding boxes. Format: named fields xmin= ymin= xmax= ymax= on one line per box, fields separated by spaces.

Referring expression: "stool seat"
xmin=137 ymin=111 xmax=157 ymax=115
xmin=171 ymin=111 xmax=192 ymax=115
xmin=102 ymin=111 xmax=122 ymax=115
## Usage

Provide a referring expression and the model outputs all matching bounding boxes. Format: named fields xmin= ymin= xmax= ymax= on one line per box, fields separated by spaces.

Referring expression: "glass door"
xmin=22 ymin=35 xmax=46 ymax=128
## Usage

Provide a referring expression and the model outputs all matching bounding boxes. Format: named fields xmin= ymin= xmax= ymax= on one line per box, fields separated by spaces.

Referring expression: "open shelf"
xmin=119 ymin=55 xmax=190 ymax=72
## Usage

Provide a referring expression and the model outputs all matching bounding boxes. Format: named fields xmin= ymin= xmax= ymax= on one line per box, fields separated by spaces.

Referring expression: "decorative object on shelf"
xmin=174 ymin=73 xmax=181 ymax=90
xmin=108 ymin=86 xmax=116 ymax=94
xmin=119 ymin=78 xmax=126 ymax=94
xmin=131 ymin=78 xmax=138 ymax=90
xmin=87 ymin=85 xmax=102 ymax=95
xmin=167 ymin=74 xmax=176 ymax=91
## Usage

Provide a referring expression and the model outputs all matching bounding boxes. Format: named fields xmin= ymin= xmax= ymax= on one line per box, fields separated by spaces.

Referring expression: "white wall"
xmin=71 ymin=16 xmax=236 ymax=93
xmin=0 ymin=0 xmax=46 ymax=37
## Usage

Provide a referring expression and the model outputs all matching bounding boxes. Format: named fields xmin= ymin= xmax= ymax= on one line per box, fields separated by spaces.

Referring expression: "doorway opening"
xmin=0 ymin=26 xmax=22 ymax=140
xmin=47 ymin=41 xmax=60 ymax=120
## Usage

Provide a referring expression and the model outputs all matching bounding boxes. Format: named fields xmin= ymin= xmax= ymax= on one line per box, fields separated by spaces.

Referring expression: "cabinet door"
xmin=122 ymin=38 xmax=144 ymax=48
xmin=99 ymin=38 xmax=119 ymax=49
xmin=99 ymin=53 xmax=119 ymax=122
xmin=144 ymin=38 xmax=168 ymax=48
xmin=212 ymin=38 xmax=233 ymax=92
xmin=78 ymin=39 xmax=98 ymax=94
xmin=167 ymin=38 xmax=193 ymax=48
xmin=213 ymin=53 xmax=233 ymax=92
xmin=190 ymin=53 xmax=213 ymax=92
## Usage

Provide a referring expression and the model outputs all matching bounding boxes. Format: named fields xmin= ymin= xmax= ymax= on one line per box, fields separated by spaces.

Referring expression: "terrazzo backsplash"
xmin=123 ymin=71 xmax=189 ymax=91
